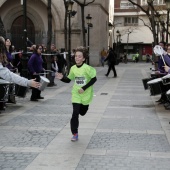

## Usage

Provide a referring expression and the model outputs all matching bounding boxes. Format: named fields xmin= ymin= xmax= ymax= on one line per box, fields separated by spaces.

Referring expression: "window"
xmin=124 ymin=17 xmax=138 ymax=26
xmin=120 ymin=0 xmax=137 ymax=9
xmin=141 ymin=0 xmax=165 ymax=6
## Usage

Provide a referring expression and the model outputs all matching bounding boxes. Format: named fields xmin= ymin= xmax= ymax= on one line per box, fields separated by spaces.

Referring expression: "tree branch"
xmin=128 ymin=0 xmax=149 ymax=15
xmin=74 ymin=0 xmax=95 ymax=6
xmin=138 ymin=18 xmax=152 ymax=32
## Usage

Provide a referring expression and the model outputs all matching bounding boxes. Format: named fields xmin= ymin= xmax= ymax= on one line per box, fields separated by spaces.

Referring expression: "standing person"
xmin=50 ymin=55 xmax=58 ymax=86
xmin=104 ymin=47 xmax=117 ymax=78
xmin=0 ymin=36 xmax=40 ymax=109
xmin=123 ymin=52 xmax=127 ymax=64
xmin=154 ymin=41 xmax=167 ymax=103
xmin=100 ymin=48 xmax=107 ymax=67
xmin=28 ymin=44 xmax=44 ymax=101
xmin=135 ymin=52 xmax=139 ymax=63
xmin=5 ymin=38 xmax=14 ymax=71
xmin=56 ymin=46 xmax=97 ymax=141
xmin=13 ymin=49 xmax=23 ymax=75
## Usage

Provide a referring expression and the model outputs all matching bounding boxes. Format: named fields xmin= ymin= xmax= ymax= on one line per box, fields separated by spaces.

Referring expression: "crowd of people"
xmin=146 ymin=41 xmax=170 ymax=110
xmin=0 ymin=37 xmax=69 ymax=107
xmin=0 ymin=37 xmax=97 ymax=141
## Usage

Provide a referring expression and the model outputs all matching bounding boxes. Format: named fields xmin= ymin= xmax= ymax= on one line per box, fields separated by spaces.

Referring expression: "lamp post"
xmin=86 ymin=14 xmax=93 ymax=65
xmin=21 ymin=0 xmax=28 ymax=78
xmin=66 ymin=0 xmax=74 ymax=71
xmin=126 ymin=30 xmax=132 ymax=57
xmin=108 ymin=22 xmax=113 ymax=48
xmin=165 ymin=0 xmax=170 ymax=44
xmin=116 ymin=30 xmax=121 ymax=62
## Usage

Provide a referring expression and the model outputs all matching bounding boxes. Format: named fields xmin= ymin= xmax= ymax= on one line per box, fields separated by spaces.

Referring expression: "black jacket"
xmin=104 ymin=50 xmax=117 ymax=64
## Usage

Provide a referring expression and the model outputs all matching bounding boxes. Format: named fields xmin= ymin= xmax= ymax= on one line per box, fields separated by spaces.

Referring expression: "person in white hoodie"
xmin=0 ymin=36 xmax=39 ymax=88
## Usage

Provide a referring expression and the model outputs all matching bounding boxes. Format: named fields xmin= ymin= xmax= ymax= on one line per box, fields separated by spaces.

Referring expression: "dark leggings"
xmin=70 ymin=103 xmax=89 ymax=134
xmin=30 ymin=75 xmax=41 ymax=99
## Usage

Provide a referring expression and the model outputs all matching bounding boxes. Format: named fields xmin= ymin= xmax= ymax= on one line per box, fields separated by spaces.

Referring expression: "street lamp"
xmin=116 ymin=30 xmax=121 ymax=61
xmin=165 ymin=0 xmax=170 ymax=44
xmin=126 ymin=29 xmax=132 ymax=57
xmin=21 ymin=0 xmax=28 ymax=78
xmin=108 ymin=22 xmax=113 ymax=31
xmin=66 ymin=0 xmax=74 ymax=71
xmin=108 ymin=22 xmax=113 ymax=48
xmin=86 ymin=14 xmax=93 ymax=65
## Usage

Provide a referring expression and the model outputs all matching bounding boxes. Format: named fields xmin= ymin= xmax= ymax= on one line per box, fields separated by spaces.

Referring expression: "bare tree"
xmin=73 ymin=0 xmax=95 ymax=47
xmin=127 ymin=0 xmax=165 ymax=45
xmin=47 ymin=0 xmax=52 ymax=52
xmin=63 ymin=0 xmax=68 ymax=51
xmin=0 ymin=17 xmax=6 ymax=38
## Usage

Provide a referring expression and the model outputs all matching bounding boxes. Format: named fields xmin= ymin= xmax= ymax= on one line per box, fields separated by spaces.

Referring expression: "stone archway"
xmin=11 ymin=16 xmax=35 ymax=49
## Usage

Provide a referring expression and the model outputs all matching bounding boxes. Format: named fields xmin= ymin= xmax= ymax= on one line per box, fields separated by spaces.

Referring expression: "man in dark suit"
xmin=104 ymin=47 xmax=117 ymax=78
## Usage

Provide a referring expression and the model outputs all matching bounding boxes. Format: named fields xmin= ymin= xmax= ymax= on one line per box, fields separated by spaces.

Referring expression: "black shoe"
xmin=113 ymin=76 xmax=117 ymax=78
xmin=164 ymin=102 xmax=170 ymax=107
xmin=47 ymin=83 xmax=53 ymax=87
xmin=158 ymin=100 xmax=167 ymax=104
xmin=105 ymin=74 xmax=108 ymax=77
xmin=30 ymin=98 xmax=38 ymax=101
xmin=156 ymin=98 xmax=163 ymax=102
xmin=165 ymin=105 xmax=170 ymax=110
xmin=7 ymin=100 xmax=16 ymax=104
xmin=37 ymin=96 xmax=44 ymax=99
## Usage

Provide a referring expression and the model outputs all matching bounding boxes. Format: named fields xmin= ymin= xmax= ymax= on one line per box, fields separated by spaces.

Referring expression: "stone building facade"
xmin=0 ymin=0 xmax=112 ymax=66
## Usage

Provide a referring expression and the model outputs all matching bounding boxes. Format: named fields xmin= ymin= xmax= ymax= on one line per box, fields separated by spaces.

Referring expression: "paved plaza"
xmin=0 ymin=62 xmax=170 ymax=170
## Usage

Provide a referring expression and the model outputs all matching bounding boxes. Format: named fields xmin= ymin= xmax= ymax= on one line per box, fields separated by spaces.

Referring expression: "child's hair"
xmin=0 ymin=36 xmax=7 ymax=64
xmin=75 ymin=46 xmax=88 ymax=59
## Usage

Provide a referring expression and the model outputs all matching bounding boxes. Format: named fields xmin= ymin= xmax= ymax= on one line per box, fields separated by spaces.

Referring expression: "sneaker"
xmin=71 ymin=133 xmax=78 ymax=141
xmin=37 ymin=96 xmax=44 ymax=99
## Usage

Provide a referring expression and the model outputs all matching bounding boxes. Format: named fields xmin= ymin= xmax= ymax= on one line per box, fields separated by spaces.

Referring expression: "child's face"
xmin=75 ymin=51 xmax=85 ymax=65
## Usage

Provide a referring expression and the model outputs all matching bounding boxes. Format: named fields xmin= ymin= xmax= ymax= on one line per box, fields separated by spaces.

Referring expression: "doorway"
xmin=11 ymin=16 xmax=35 ymax=50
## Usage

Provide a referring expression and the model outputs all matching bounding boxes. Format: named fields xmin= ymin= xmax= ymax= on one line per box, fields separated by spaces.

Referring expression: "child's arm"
xmin=61 ymin=76 xmax=71 ymax=83
xmin=56 ymin=72 xmax=71 ymax=83
xmin=82 ymin=76 xmax=97 ymax=91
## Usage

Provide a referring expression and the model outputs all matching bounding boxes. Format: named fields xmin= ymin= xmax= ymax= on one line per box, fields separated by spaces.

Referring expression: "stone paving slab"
xmin=108 ymin=100 xmax=154 ymax=107
xmin=104 ymin=107 xmax=157 ymax=118
xmin=114 ymin=89 xmax=149 ymax=94
xmin=0 ymin=129 xmax=59 ymax=147
xmin=0 ymin=152 xmax=38 ymax=170
xmin=87 ymin=132 xmax=170 ymax=152
xmin=23 ymin=105 xmax=72 ymax=115
xmin=76 ymin=155 xmax=170 ymax=170
xmin=0 ymin=115 xmax=70 ymax=128
xmin=98 ymin=117 xmax=162 ymax=130
xmin=41 ymin=98 xmax=71 ymax=105
xmin=111 ymin=94 xmax=151 ymax=100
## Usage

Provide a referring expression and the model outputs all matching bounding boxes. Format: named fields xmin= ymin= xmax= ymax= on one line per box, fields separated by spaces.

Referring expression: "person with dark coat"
xmin=104 ymin=48 xmax=117 ymax=78
xmin=28 ymin=44 xmax=44 ymax=101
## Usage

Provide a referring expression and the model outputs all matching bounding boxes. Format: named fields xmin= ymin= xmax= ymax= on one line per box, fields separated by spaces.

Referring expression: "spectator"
xmin=100 ymin=48 xmax=107 ymax=67
xmin=104 ymin=47 xmax=117 ymax=78
xmin=28 ymin=44 xmax=45 ymax=102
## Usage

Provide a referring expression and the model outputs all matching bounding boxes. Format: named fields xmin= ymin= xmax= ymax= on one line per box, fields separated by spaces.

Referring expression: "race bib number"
xmin=75 ymin=77 xmax=86 ymax=86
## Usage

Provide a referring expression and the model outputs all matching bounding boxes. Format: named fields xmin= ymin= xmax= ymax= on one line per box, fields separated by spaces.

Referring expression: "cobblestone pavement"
xmin=1 ymin=63 xmax=170 ymax=170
